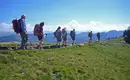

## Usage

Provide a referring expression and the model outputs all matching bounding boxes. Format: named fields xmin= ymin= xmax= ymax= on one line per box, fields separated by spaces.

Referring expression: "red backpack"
xmin=34 ymin=24 xmax=40 ymax=36
xmin=12 ymin=19 xmax=21 ymax=34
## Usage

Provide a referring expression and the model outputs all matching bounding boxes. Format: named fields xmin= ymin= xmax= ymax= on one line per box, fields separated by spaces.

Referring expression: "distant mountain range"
xmin=0 ymin=30 xmax=124 ymax=43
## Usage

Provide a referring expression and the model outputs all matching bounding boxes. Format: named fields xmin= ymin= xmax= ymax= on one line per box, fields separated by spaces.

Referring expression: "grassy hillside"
xmin=0 ymin=39 xmax=130 ymax=80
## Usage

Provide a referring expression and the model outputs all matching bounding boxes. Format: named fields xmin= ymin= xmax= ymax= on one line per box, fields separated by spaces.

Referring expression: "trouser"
xmin=37 ymin=35 xmax=43 ymax=49
xmin=71 ymin=36 xmax=75 ymax=45
xmin=98 ymin=37 xmax=100 ymax=41
xmin=89 ymin=37 xmax=92 ymax=41
xmin=20 ymin=32 xmax=28 ymax=49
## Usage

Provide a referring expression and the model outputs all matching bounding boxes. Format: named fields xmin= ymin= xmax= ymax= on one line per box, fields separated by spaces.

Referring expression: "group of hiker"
xmin=53 ymin=27 xmax=76 ymax=47
xmin=88 ymin=31 xmax=100 ymax=42
xmin=12 ymin=15 xmax=100 ymax=49
xmin=12 ymin=15 xmax=28 ymax=49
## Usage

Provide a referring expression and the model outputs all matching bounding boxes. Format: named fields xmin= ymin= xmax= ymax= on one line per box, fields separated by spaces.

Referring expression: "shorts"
xmin=37 ymin=35 xmax=43 ymax=41
xmin=71 ymin=36 xmax=75 ymax=41
xmin=56 ymin=36 xmax=62 ymax=42
xmin=62 ymin=36 xmax=67 ymax=41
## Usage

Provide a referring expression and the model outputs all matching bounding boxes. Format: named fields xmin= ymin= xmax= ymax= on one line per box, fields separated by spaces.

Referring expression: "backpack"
xmin=88 ymin=32 xmax=91 ymax=37
xmin=54 ymin=30 xmax=57 ymax=38
xmin=70 ymin=31 xmax=75 ymax=37
xmin=34 ymin=24 xmax=40 ymax=36
xmin=12 ymin=19 xmax=21 ymax=34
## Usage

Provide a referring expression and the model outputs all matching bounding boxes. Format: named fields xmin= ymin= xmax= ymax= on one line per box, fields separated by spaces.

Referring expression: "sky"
xmin=0 ymin=0 xmax=130 ymax=33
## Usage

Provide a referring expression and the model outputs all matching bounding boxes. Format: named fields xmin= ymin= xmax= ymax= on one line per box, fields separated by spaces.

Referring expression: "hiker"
xmin=34 ymin=22 xmax=44 ymax=49
xmin=70 ymin=29 xmax=76 ymax=45
xmin=62 ymin=28 xmax=67 ymax=47
xmin=54 ymin=26 xmax=62 ymax=47
xmin=123 ymin=26 xmax=130 ymax=44
xmin=19 ymin=15 xmax=28 ymax=49
xmin=88 ymin=31 xmax=93 ymax=42
xmin=97 ymin=32 xmax=100 ymax=42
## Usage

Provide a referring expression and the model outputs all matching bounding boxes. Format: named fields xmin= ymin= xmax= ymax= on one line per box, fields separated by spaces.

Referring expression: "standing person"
xmin=97 ymin=32 xmax=100 ymax=42
xmin=34 ymin=22 xmax=44 ymax=49
xmin=19 ymin=15 xmax=28 ymax=49
xmin=70 ymin=29 xmax=76 ymax=45
xmin=54 ymin=26 xmax=62 ymax=47
xmin=62 ymin=28 xmax=67 ymax=47
xmin=88 ymin=31 xmax=93 ymax=42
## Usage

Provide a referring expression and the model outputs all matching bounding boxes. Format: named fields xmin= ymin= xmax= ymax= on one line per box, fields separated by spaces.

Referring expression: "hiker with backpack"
xmin=97 ymin=32 xmax=100 ymax=42
xmin=19 ymin=15 xmax=28 ymax=49
xmin=54 ymin=26 xmax=62 ymax=47
xmin=70 ymin=29 xmax=76 ymax=45
xmin=88 ymin=31 xmax=93 ymax=42
xmin=62 ymin=28 xmax=67 ymax=47
xmin=34 ymin=22 xmax=44 ymax=49
xmin=12 ymin=15 xmax=28 ymax=49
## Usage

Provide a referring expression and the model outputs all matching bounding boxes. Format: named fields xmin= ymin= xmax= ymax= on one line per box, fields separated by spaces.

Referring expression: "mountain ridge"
xmin=0 ymin=30 xmax=124 ymax=43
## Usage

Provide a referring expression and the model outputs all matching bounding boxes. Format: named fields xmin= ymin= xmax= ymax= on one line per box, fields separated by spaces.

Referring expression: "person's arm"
xmin=65 ymin=31 xmax=67 ymax=36
xmin=20 ymin=19 xmax=27 ymax=33
xmin=40 ymin=27 xmax=43 ymax=35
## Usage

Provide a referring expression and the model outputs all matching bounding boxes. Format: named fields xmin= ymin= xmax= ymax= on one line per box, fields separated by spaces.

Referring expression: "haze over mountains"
xmin=0 ymin=30 xmax=123 ymax=43
xmin=0 ymin=20 xmax=127 ymax=43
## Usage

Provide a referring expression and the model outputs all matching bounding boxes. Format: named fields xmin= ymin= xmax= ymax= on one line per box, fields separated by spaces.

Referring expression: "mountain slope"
xmin=0 ymin=39 xmax=130 ymax=80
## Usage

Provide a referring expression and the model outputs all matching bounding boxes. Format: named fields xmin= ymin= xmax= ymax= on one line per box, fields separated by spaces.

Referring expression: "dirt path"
xmin=0 ymin=45 xmax=70 ymax=50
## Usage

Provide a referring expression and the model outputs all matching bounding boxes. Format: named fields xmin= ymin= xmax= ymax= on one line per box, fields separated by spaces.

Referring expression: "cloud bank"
xmin=0 ymin=20 xmax=130 ymax=33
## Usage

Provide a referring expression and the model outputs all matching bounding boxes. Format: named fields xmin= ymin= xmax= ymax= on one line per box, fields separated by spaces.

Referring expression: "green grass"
xmin=0 ymin=40 xmax=130 ymax=80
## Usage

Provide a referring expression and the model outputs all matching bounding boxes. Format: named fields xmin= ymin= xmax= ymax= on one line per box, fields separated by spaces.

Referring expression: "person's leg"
xmin=65 ymin=37 xmax=67 ymax=46
xmin=19 ymin=33 xmax=25 ymax=49
xmin=72 ymin=41 xmax=73 ymax=45
xmin=72 ymin=36 xmax=75 ymax=45
xmin=90 ymin=37 xmax=92 ymax=43
xmin=20 ymin=38 xmax=24 ymax=49
xmin=65 ymin=40 xmax=67 ymax=47
xmin=58 ymin=37 xmax=61 ymax=47
xmin=63 ymin=37 xmax=66 ymax=46
xmin=91 ymin=37 xmax=92 ymax=42
xmin=98 ymin=37 xmax=99 ymax=42
xmin=38 ymin=35 xmax=43 ymax=49
xmin=62 ymin=37 xmax=64 ymax=46
xmin=73 ymin=36 xmax=76 ymax=45
xmin=24 ymin=33 xmax=28 ymax=49
xmin=74 ymin=40 xmax=75 ymax=45
xmin=71 ymin=37 xmax=74 ymax=45
xmin=89 ymin=37 xmax=91 ymax=43
xmin=62 ymin=41 xmax=64 ymax=46
xmin=39 ymin=40 xmax=42 ymax=49
xmin=56 ymin=37 xmax=58 ymax=46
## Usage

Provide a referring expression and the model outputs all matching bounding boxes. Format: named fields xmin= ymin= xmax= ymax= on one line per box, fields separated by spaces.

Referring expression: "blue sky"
xmin=0 ymin=0 xmax=130 ymax=32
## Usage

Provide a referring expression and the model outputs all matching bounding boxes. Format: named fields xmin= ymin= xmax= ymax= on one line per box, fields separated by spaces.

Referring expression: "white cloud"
xmin=0 ymin=23 xmax=13 ymax=32
xmin=26 ymin=24 xmax=33 ymax=32
xmin=127 ymin=26 xmax=130 ymax=30
xmin=57 ymin=20 xmax=130 ymax=32
xmin=0 ymin=22 xmax=34 ymax=33
xmin=0 ymin=20 xmax=130 ymax=33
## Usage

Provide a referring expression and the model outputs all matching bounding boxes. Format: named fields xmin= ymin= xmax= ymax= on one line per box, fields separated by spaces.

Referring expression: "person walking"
xmin=54 ymin=26 xmax=62 ymax=47
xmin=19 ymin=15 xmax=28 ymax=49
xmin=88 ymin=31 xmax=93 ymax=43
xmin=70 ymin=29 xmax=76 ymax=45
xmin=34 ymin=22 xmax=44 ymax=49
xmin=97 ymin=32 xmax=100 ymax=42
xmin=62 ymin=28 xmax=67 ymax=47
